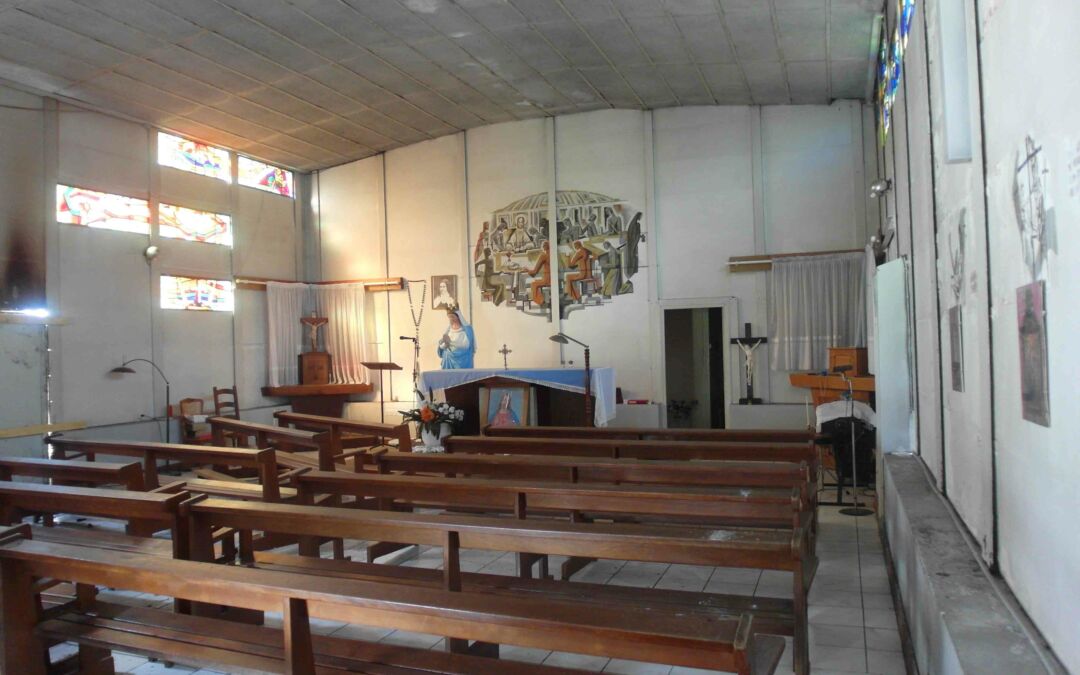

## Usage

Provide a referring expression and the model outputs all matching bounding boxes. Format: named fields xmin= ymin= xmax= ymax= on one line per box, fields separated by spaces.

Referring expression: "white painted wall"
xmin=317 ymin=106 xmax=870 ymax=425
xmin=0 ymin=92 xmax=301 ymax=450
xmin=878 ymin=0 xmax=1080 ymax=668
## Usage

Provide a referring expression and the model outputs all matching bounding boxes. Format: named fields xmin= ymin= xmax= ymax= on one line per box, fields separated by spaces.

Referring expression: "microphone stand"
xmin=399 ymin=336 xmax=421 ymax=400
xmin=837 ymin=367 xmax=873 ymax=517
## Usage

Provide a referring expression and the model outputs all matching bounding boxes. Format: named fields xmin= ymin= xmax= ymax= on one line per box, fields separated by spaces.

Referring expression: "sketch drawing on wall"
xmin=1013 ymin=135 xmax=1052 ymax=281
xmin=948 ymin=209 xmax=966 ymax=391
xmin=1017 ymin=281 xmax=1050 ymax=426
xmin=472 ymin=190 xmax=644 ymax=320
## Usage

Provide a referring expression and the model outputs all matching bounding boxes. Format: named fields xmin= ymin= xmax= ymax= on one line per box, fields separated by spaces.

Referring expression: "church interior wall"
xmin=876 ymin=0 xmax=1080 ymax=669
xmin=318 ymin=104 xmax=871 ymax=426
xmin=0 ymin=87 xmax=300 ymax=450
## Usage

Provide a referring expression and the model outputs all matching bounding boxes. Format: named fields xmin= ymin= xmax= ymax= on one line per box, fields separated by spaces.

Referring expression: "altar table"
xmin=420 ymin=367 xmax=617 ymax=428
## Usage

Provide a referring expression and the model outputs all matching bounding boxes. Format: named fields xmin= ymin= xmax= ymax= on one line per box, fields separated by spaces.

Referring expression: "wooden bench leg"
xmin=793 ymin=564 xmax=809 ymax=675
xmin=0 ymin=559 xmax=47 ymax=675
xmin=74 ymin=583 xmax=115 ymax=674
xmin=441 ymin=532 xmax=472 ymax=656
xmin=560 ymin=555 xmax=595 ymax=580
xmin=284 ymin=598 xmax=316 ymax=675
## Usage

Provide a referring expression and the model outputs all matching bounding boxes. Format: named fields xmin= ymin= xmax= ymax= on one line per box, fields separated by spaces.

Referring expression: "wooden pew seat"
xmin=0 ymin=457 xmax=145 ymax=491
xmin=40 ymin=601 xmax=599 ymax=675
xmin=0 ymin=533 xmax=784 ymax=675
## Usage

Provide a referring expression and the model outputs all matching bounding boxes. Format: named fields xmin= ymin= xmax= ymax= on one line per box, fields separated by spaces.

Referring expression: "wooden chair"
xmin=177 ymin=398 xmax=212 ymax=445
xmin=212 ymin=386 xmax=239 ymax=419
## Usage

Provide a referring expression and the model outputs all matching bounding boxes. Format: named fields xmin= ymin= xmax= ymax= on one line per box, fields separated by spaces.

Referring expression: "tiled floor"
xmin=67 ymin=499 xmax=908 ymax=675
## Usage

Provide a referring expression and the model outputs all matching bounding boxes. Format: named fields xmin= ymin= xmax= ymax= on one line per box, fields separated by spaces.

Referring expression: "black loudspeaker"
xmin=822 ymin=417 xmax=876 ymax=487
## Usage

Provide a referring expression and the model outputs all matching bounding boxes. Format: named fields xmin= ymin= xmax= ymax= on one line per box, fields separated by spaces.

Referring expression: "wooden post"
xmin=0 ymin=560 xmax=46 ymax=675
xmin=283 ymin=598 xmax=316 ymax=675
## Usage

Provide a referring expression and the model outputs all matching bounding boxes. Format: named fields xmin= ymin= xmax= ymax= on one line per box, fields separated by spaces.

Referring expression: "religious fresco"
xmin=472 ymin=190 xmax=644 ymax=320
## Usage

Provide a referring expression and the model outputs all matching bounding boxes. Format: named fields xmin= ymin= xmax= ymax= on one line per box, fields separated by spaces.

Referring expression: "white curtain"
xmin=313 ymin=284 xmax=369 ymax=385
xmin=769 ymin=252 xmax=867 ymax=371
xmin=266 ymin=282 xmax=309 ymax=387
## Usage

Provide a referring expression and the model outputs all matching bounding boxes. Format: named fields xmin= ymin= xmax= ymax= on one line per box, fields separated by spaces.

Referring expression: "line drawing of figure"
xmin=622 ymin=211 xmax=643 ymax=277
xmin=606 ymin=204 xmax=624 ymax=235
xmin=527 ymin=240 xmax=551 ymax=306
xmin=473 ymin=221 xmax=490 ymax=262
xmin=508 ymin=215 xmax=531 ymax=251
xmin=564 ymin=240 xmax=593 ymax=301
xmin=475 ymin=247 xmax=506 ymax=306
xmin=489 ymin=391 xmax=521 ymax=427
xmin=437 ymin=309 xmax=476 ymax=370
xmin=490 ymin=218 xmax=510 ymax=252
xmin=598 ymin=241 xmax=624 ymax=298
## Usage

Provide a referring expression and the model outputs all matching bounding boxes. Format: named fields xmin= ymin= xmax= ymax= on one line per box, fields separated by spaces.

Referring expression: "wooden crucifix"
xmin=300 ymin=312 xmax=328 ymax=353
xmin=498 ymin=343 xmax=512 ymax=370
xmin=730 ymin=322 xmax=767 ymax=405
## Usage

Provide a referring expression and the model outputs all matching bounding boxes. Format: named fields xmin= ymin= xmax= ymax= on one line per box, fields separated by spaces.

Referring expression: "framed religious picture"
xmin=431 ymin=275 xmax=458 ymax=310
xmin=1017 ymin=281 xmax=1050 ymax=426
xmin=480 ymin=384 xmax=532 ymax=428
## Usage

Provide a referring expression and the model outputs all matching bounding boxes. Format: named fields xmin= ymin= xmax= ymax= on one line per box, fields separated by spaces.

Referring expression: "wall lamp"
xmin=869 ymin=179 xmax=893 ymax=199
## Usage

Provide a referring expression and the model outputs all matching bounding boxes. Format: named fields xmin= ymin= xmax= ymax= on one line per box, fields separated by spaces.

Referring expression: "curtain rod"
xmin=234 ymin=276 xmax=403 ymax=292
xmin=727 ymin=248 xmax=864 ymax=272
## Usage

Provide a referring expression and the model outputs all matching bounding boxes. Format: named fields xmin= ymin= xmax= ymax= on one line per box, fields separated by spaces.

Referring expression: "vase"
xmin=420 ymin=422 xmax=452 ymax=452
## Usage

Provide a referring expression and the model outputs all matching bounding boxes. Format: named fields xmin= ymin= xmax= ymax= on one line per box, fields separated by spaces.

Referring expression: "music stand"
xmin=361 ymin=362 xmax=403 ymax=423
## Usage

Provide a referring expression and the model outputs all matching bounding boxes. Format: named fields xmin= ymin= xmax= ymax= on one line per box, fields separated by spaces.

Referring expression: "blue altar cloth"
xmin=419 ymin=367 xmax=617 ymax=427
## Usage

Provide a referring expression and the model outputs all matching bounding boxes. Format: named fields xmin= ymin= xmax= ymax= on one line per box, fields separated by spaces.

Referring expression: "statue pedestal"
xmin=299 ymin=352 xmax=331 ymax=385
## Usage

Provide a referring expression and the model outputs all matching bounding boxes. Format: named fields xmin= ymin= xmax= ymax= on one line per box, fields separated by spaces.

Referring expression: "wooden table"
xmin=788 ymin=373 xmax=874 ymax=407
xmin=261 ymin=383 xmax=373 ymax=417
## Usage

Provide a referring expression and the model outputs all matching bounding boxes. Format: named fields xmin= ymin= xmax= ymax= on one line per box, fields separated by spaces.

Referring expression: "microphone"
xmin=399 ymin=335 xmax=417 ymax=342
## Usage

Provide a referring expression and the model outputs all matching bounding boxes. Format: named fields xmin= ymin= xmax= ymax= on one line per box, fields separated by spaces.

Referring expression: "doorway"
xmin=663 ymin=307 xmax=725 ymax=428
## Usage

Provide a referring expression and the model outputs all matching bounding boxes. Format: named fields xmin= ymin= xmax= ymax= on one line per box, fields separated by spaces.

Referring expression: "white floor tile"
xmin=865 ymin=628 xmax=902 ymax=653
xmin=863 ymin=609 xmax=899 ymax=630
xmin=604 ymin=658 xmax=674 ymax=674
xmin=866 ymin=650 xmax=907 ymax=674
xmin=810 ymin=624 xmax=866 ymax=650
xmin=810 ymin=646 xmax=868 ymax=672
xmin=808 ymin=605 xmax=865 ymax=628
xmin=544 ymin=650 xmax=610 ymax=671
xmin=500 ymin=644 xmax=552 ymax=664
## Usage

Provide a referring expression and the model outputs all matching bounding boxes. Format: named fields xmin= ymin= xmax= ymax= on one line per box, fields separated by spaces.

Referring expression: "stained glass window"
xmin=56 ymin=185 xmax=150 ymax=234
xmin=160 ymin=275 xmax=234 ymax=312
xmin=159 ymin=203 xmax=233 ymax=246
xmin=878 ymin=0 xmax=917 ymax=145
xmin=238 ymin=156 xmax=294 ymax=198
xmin=158 ymin=132 xmax=231 ymax=182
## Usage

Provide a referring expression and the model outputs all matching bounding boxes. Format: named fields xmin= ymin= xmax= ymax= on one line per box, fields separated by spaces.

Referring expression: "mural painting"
xmin=473 ymin=190 xmax=644 ymax=319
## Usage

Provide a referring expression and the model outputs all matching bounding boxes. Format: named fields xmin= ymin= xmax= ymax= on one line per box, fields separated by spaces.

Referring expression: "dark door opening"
xmin=663 ymin=307 xmax=725 ymax=428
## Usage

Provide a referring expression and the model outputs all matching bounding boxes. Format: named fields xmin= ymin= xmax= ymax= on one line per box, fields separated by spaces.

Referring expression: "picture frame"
xmin=480 ymin=384 xmax=532 ymax=428
xmin=431 ymin=274 xmax=458 ymax=310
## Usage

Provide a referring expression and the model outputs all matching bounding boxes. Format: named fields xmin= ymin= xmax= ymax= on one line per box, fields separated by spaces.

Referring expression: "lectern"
xmin=362 ymin=362 xmax=403 ymax=423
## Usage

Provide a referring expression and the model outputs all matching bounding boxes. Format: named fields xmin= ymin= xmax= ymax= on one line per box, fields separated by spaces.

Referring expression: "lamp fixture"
xmin=869 ymin=179 xmax=893 ymax=199
xmin=143 ymin=245 xmax=159 ymax=261
xmin=108 ymin=358 xmax=172 ymax=443
xmin=549 ymin=333 xmax=593 ymax=427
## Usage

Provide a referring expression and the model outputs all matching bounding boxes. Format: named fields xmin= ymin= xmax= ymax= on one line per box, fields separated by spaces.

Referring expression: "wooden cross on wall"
xmin=499 ymin=344 xmax=512 ymax=370
xmin=730 ymin=322 xmax=767 ymax=405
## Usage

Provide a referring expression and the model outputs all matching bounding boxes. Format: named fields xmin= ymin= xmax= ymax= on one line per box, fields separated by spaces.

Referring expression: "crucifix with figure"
xmin=299 ymin=312 xmax=331 ymax=385
xmin=730 ymin=322 xmax=767 ymax=405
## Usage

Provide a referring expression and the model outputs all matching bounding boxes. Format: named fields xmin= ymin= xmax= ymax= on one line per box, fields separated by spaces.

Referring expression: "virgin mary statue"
xmin=437 ymin=309 xmax=476 ymax=369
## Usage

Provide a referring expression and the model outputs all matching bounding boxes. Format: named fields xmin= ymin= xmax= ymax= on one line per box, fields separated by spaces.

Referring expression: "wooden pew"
xmin=0 ymin=528 xmax=786 ymax=675
xmin=442 ymin=435 xmax=819 ymax=472
xmin=0 ymin=457 xmax=145 ymax=491
xmin=275 ymin=409 xmax=414 ymax=453
xmin=186 ymin=497 xmax=813 ymax=674
xmin=368 ymin=450 xmax=814 ymax=492
xmin=0 ymin=481 xmax=185 ymax=547
xmin=295 ymin=469 xmax=812 ymax=578
xmin=47 ymin=437 xmax=287 ymax=502
xmin=208 ymin=416 xmax=336 ymax=471
xmin=484 ymin=425 xmax=820 ymax=444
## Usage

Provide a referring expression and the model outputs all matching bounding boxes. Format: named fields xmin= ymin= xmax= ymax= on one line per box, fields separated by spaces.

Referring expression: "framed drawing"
xmin=431 ymin=275 xmax=458 ymax=310
xmin=949 ymin=305 xmax=964 ymax=392
xmin=1017 ymin=281 xmax=1050 ymax=426
xmin=480 ymin=384 xmax=532 ymax=428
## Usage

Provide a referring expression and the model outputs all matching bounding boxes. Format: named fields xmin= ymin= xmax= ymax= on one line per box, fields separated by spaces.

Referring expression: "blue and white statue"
xmin=437 ymin=309 xmax=475 ymax=370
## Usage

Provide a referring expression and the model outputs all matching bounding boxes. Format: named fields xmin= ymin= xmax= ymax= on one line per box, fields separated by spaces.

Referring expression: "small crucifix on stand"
xmin=730 ymin=322 xmax=767 ymax=405
xmin=499 ymin=344 xmax=512 ymax=370
xmin=299 ymin=312 xmax=331 ymax=385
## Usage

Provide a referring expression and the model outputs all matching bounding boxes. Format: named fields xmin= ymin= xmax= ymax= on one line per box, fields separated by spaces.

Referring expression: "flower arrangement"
xmin=400 ymin=401 xmax=465 ymax=435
